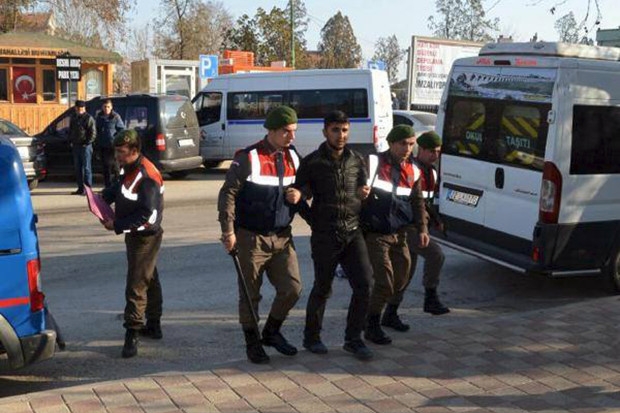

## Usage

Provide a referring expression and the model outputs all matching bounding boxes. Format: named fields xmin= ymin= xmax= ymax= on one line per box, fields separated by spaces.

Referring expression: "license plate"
xmin=446 ymin=189 xmax=480 ymax=207
xmin=177 ymin=138 xmax=195 ymax=148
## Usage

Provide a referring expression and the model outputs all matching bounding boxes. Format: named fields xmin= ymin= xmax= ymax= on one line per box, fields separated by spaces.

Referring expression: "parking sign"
xmin=367 ymin=60 xmax=386 ymax=71
xmin=199 ymin=55 xmax=218 ymax=79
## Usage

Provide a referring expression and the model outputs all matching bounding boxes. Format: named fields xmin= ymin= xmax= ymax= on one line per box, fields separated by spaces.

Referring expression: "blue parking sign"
xmin=367 ymin=60 xmax=386 ymax=71
xmin=200 ymin=55 xmax=218 ymax=79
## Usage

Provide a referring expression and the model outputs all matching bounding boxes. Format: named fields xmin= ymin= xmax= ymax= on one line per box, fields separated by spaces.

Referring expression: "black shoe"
xmin=262 ymin=331 xmax=298 ymax=356
xmin=243 ymin=329 xmax=270 ymax=364
xmin=303 ymin=339 xmax=328 ymax=354
xmin=139 ymin=319 xmax=162 ymax=339
xmin=381 ymin=304 xmax=410 ymax=332
xmin=261 ymin=315 xmax=297 ymax=356
xmin=122 ymin=329 xmax=139 ymax=358
xmin=424 ymin=289 xmax=450 ymax=315
xmin=71 ymin=189 xmax=85 ymax=195
xmin=364 ymin=314 xmax=392 ymax=345
xmin=343 ymin=339 xmax=373 ymax=361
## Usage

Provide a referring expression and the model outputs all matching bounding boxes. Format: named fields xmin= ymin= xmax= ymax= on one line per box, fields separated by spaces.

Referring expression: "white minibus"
xmin=192 ymin=69 xmax=392 ymax=166
xmin=434 ymin=42 xmax=620 ymax=290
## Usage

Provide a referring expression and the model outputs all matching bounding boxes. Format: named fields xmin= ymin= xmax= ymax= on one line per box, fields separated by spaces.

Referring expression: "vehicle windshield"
xmin=0 ymin=120 xmax=26 ymax=136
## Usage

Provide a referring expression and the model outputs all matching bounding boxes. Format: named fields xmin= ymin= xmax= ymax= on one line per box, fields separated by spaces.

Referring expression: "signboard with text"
xmin=56 ymin=55 xmax=82 ymax=81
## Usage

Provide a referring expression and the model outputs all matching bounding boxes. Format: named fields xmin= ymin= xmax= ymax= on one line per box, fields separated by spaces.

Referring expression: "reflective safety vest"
xmin=414 ymin=158 xmax=438 ymax=201
xmin=362 ymin=152 xmax=421 ymax=234
xmin=235 ymin=140 xmax=300 ymax=234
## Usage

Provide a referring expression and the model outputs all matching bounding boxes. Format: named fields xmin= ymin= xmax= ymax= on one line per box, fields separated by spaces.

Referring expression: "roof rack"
xmin=480 ymin=42 xmax=620 ymax=62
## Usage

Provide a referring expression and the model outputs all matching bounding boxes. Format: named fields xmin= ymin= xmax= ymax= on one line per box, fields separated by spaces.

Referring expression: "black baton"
xmin=229 ymin=248 xmax=261 ymax=335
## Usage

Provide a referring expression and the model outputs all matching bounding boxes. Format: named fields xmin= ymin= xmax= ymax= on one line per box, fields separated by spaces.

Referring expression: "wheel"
xmin=604 ymin=246 xmax=620 ymax=294
xmin=203 ymin=160 xmax=223 ymax=169
xmin=168 ymin=170 xmax=190 ymax=180
xmin=28 ymin=179 xmax=38 ymax=190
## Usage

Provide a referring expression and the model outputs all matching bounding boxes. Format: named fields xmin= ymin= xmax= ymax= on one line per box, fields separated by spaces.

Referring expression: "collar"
xmin=261 ymin=137 xmax=284 ymax=155
xmin=319 ymin=141 xmax=348 ymax=160
xmin=123 ymin=154 xmax=142 ymax=173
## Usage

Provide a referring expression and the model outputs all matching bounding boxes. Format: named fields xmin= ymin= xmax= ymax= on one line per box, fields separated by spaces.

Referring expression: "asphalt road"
xmin=0 ymin=167 xmax=613 ymax=397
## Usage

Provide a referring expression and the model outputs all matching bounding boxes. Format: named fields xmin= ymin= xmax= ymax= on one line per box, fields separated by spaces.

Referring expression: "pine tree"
xmin=318 ymin=11 xmax=362 ymax=69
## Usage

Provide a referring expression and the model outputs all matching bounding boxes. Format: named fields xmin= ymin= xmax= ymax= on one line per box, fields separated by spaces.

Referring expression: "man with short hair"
xmin=289 ymin=110 xmax=374 ymax=361
xmin=218 ymin=105 xmax=303 ymax=364
xmin=101 ymin=129 xmax=165 ymax=358
xmin=362 ymin=125 xmax=428 ymax=345
xmin=69 ymin=100 xmax=96 ymax=195
xmin=96 ymin=99 xmax=125 ymax=187
xmin=382 ymin=130 xmax=450 ymax=333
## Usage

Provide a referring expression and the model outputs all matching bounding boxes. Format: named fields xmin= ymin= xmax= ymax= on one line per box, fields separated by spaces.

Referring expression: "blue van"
xmin=0 ymin=136 xmax=56 ymax=369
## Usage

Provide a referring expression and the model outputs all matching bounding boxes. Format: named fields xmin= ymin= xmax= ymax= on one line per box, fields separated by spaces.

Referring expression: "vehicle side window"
xmin=393 ymin=114 xmax=413 ymax=127
xmin=55 ymin=114 xmax=71 ymax=138
xmin=289 ymin=89 xmax=368 ymax=119
xmin=443 ymin=100 xmax=486 ymax=160
xmin=571 ymin=105 xmax=620 ymax=174
xmin=196 ymin=92 xmax=222 ymax=126
xmin=497 ymin=105 xmax=548 ymax=171
xmin=126 ymin=106 xmax=149 ymax=136
xmin=228 ymin=91 xmax=287 ymax=120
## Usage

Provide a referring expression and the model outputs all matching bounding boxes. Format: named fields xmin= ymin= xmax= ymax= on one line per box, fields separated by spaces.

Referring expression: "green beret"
xmin=113 ymin=129 xmax=140 ymax=148
xmin=263 ymin=105 xmax=298 ymax=130
xmin=387 ymin=124 xmax=415 ymax=143
xmin=417 ymin=131 xmax=442 ymax=149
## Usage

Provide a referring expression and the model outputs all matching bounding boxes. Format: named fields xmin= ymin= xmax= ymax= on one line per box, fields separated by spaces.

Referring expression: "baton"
xmin=229 ymin=248 xmax=261 ymax=335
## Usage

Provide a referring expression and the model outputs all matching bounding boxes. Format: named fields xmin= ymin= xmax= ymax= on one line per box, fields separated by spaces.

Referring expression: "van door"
xmin=193 ymin=91 xmax=224 ymax=161
xmin=161 ymin=98 xmax=200 ymax=160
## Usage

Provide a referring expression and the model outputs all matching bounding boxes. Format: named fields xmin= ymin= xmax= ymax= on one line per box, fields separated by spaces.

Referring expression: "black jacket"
xmin=69 ymin=111 xmax=96 ymax=146
xmin=294 ymin=142 xmax=367 ymax=235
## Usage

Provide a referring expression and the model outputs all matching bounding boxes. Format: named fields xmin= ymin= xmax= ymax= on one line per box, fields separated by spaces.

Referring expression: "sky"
xmin=130 ymin=0 xmax=620 ymax=80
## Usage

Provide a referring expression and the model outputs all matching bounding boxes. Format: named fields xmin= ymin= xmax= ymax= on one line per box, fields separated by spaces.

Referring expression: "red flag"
xmin=13 ymin=67 xmax=36 ymax=103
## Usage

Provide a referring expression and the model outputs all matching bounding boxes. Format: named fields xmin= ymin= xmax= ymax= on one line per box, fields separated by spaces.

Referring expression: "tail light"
xmin=372 ymin=125 xmax=378 ymax=147
xmin=27 ymin=258 xmax=45 ymax=312
xmin=539 ymin=161 xmax=562 ymax=224
xmin=156 ymin=133 xmax=166 ymax=151
xmin=532 ymin=246 xmax=541 ymax=262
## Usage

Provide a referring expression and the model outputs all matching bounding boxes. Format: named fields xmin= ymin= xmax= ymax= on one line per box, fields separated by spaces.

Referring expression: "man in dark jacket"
xmin=69 ymin=100 xmax=96 ymax=195
xmin=96 ymin=99 xmax=125 ymax=187
xmin=288 ymin=110 xmax=374 ymax=361
xmin=101 ymin=129 xmax=165 ymax=359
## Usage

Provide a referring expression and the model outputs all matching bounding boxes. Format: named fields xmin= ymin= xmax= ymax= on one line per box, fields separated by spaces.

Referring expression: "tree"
xmin=224 ymin=1 xmax=310 ymax=68
xmin=554 ymin=12 xmax=580 ymax=43
xmin=428 ymin=0 xmax=499 ymax=42
xmin=318 ymin=11 xmax=362 ymax=69
xmin=153 ymin=0 xmax=232 ymax=60
xmin=0 ymin=0 xmax=33 ymax=33
xmin=372 ymin=35 xmax=404 ymax=83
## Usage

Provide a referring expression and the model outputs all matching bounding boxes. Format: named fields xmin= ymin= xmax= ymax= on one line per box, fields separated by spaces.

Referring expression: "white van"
xmin=435 ymin=42 xmax=620 ymax=289
xmin=192 ymin=69 xmax=392 ymax=165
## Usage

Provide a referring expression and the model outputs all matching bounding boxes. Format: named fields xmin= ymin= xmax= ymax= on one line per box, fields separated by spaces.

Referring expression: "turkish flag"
xmin=13 ymin=67 xmax=36 ymax=103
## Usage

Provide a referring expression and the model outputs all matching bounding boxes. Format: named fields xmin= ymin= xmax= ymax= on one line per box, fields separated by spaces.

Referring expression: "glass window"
xmin=42 ymin=69 xmax=56 ymax=102
xmin=289 ymin=89 xmax=368 ymax=119
xmin=195 ymin=92 xmax=222 ymax=126
xmin=497 ymin=105 xmax=548 ymax=171
xmin=0 ymin=119 xmax=26 ymax=135
xmin=12 ymin=58 xmax=35 ymax=64
xmin=60 ymin=80 xmax=78 ymax=105
xmin=228 ymin=91 xmax=287 ymax=120
xmin=84 ymin=69 xmax=104 ymax=100
xmin=0 ymin=68 xmax=7 ymax=101
xmin=443 ymin=100 xmax=486 ymax=159
xmin=571 ymin=105 xmax=620 ymax=174
xmin=393 ymin=114 xmax=413 ymax=127
xmin=126 ymin=106 xmax=149 ymax=132
xmin=165 ymin=74 xmax=191 ymax=98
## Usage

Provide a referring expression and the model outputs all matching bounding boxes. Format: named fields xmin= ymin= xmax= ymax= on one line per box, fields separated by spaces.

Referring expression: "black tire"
xmin=28 ymin=179 xmax=38 ymax=190
xmin=203 ymin=160 xmax=223 ymax=169
xmin=168 ymin=170 xmax=190 ymax=180
xmin=604 ymin=246 xmax=620 ymax=294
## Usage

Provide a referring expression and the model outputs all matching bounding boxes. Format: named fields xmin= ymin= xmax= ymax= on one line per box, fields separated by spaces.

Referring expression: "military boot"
xmin=381 ymin=304 xmax=410 ymax=332
xmin=122 ymin=329 xmax=139 ymax=358
xmin=424 ymin=288 xmax=450 ymax=315
xmin=261 ymin=315 xmax=297 ymax=356
xmin=243 ymin=328 xmax=270 ymax=364
xmin=140 ymin=319 xmax=163 ymax=339
xmin=364 ymin=314 xmax=392 ymax=345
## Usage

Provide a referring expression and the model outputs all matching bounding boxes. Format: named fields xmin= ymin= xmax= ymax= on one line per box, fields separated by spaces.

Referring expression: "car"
xmin=0 ymin=119 xmax=45 ymax=189
xmin=36 ymin=94 xmax=203 ymax=180
xmin=392 ymin=110 xmax=437 ymax=134
xmin=0 ymin=137 xmax=57 ymax=369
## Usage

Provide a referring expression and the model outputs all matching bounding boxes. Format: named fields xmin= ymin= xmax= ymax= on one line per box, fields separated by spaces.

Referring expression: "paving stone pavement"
xmin=3 ymin=296 xmax=620 ymax=413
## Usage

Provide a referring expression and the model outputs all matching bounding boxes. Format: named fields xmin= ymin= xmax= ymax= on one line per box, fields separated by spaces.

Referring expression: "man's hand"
xmin=285 ymin=187 xmax=302 ymax=204
xmin=101 ymin=218 xmax=115 ymax=231
xmin=357 ymin=185 xmax=370 ymax=200
xmin=418 ymin=232 xmax=430 ymax=248
xmin=221 ymin=232 xmax=236 ymax=253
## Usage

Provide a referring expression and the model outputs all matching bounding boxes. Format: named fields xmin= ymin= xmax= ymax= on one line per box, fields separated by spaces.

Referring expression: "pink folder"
xmin=85 ymin=186 xmax=115 ymax=221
